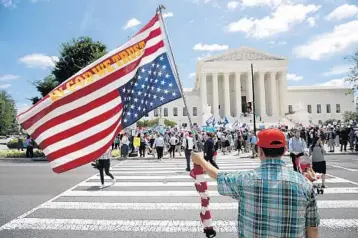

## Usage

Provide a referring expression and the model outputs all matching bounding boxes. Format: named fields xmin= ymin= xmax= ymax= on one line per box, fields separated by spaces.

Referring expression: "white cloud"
xmin=227 ymin=1 xmax=239 ymax=10
xmin=123 ymin=18 xmax=141 ymax=30
xmin=0 ymin=84 xmax=11 ymax=89
xmin=317 ymin=78 xmax=352 ymax=87
xmin=16 ymin=103 xmax=30 ymax=114
xmin=162 ymin=12 xmax=174 ymax=18
xmin=189 ymin=19 xmax=195 ymax=23
xmin=189 ymin=73 xmax=196 ymax=78
xmin=0 ymin=74 xmax=19 ymax=81
xmin=325 ymin=4 xmax=358 ymax=21
xmin=323 ymin=65 xmax=351 ymax=76
xmin=238 ymin=0 xmax=290 ymax=8
xmin=19 ymin=53 xmax=58 ymax=69
xmin=227 ymin=4 xmax=320 ymax=38
xmin=193 ymin=0 xmax=221 ymax=8
xmin=1 ymin=0 xmax=15 ymax=8
xmin=294 ymin=20 xmax=358 ymax=60
xmin=306 ymin=17 xmax=315 ymax=27
xmin=193 ymin=43 xmax=229 ymax=51
xmin=269 ymin=40 xmax=287 ymax=47
xmin=287 ymin=73 xmax=303 ymax=81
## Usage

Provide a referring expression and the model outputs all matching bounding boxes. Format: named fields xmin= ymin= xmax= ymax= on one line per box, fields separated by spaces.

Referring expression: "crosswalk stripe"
xmin=112 ymin=165 xmax=259 ymax=171
xmin=89 ymin=174 xmax=250 ymax=180
xmin=79 ymin=178 xmax=351 ymax=187
xmin=1 ymin=218 xmax=357 ymax=232
xmin=40 ymin=200 xmax=358 ymax=210
xmin=62 ymin=187 xmax=358 ymax=197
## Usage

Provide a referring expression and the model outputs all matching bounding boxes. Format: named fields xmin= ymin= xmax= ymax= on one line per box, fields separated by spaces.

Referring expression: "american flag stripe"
xmin=41 ymin=103 xmax=123 ymax=155
xmin=16 ymin=14 xmax=173 ymax=173
xmin=17 ymin=18 xmax=161 ymax=124
xmin=49 ymin=118 xmax=123 ymax=171
xmin=20 ymin=31 xmax=163 ymax=132
xmin=32 ymin=90 xmax=120 ymax=142
xmin=46 ymin=110 xmax=123 ymax=161
xmin=39 ymin=102 xmax=123 ymax=150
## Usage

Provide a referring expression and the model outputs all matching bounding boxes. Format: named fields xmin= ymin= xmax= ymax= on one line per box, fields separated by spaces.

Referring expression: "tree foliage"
xmin=0 ymin=90 xmax=18 ymax=135
xmin=343 ymin=111 xmax=358 ymax=122
xmin=137 ymin=118 xmax=177 ymax=127
xmin=32 ymin=37 xmax=107 ymax=104
xmin=345 ymin=49 xmax=358 ymax=92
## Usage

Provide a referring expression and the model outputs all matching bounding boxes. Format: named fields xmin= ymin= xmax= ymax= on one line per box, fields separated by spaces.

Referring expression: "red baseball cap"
xmin=257 ymin=129 xmax=286 ymax=149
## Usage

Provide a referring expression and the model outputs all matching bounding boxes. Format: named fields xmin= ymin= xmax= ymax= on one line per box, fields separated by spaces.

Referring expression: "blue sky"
xmin=1 ymin=0 xmax=357 ymax=113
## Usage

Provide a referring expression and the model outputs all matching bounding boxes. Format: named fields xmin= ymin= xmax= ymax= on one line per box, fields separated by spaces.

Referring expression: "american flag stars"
xmin=117 ymin=53 xmax=182 ymax=127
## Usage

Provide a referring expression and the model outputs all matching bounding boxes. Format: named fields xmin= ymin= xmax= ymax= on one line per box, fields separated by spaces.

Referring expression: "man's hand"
xmin=191 ymin=152 xmax=205 ymax=166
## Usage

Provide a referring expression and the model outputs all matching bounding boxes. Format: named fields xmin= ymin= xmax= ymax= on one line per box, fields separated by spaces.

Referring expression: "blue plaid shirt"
xmin=217 ymin=159 xmax=320 ymax=238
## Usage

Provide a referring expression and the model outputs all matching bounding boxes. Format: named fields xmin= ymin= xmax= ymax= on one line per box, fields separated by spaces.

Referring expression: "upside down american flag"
xmin=16 ymin=13 xmax=182 ymax=173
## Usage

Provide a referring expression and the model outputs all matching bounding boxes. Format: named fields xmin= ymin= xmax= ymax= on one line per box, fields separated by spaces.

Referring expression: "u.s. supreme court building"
xmin=143 ymin=47 xmax=355 ymax=127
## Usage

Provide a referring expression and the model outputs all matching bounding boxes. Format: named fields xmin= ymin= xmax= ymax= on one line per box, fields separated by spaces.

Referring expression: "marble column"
xmin=200 ymin=73 xmax=207 ymax=108
xmin=212 ymin=73 xmax=219 ymax=118
xmin=235 ymin=72 xmax=242 ymax=117
xmin=259 ymin=72 xmax=266 ymax=117
xmin=270 ymin=72 xmax=278 ymax=117
xmin=246 ymin=71 xmax=253 ymax=103
xmin=279 ymin=72 xmax=287 ymax=116
xmin=223 ymin=73 xmax=230 ymax=117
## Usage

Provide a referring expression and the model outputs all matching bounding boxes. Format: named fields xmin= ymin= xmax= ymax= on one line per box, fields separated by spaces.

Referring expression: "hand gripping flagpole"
xmin=157 ymin=5 xmax=216 ymax=238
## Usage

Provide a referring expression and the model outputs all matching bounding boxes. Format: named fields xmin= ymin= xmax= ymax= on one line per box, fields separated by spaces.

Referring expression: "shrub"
xmin=6 ymin=138 xmax=20 ymax=149
xmin=0 ymin=149 xmax=45 ymax=158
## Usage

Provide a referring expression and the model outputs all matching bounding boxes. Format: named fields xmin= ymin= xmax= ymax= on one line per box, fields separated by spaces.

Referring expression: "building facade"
xmin=142 ymin=47 xmax=355 ymax=126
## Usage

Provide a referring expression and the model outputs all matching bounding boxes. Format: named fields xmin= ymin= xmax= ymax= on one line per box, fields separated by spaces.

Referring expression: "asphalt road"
xmin=0 ymin=154 xmax=358 ymax=238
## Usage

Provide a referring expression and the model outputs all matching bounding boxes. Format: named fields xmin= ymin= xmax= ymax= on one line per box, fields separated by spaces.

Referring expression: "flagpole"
xmin=251 ymin=63 xmax=257 ymax=135
xmin=157 ymin=5 xmax=198 ymax=145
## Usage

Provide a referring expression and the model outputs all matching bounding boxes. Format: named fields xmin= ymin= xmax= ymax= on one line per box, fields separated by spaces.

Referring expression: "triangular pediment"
xmin=203 ymin=46 xmax=286 ymax=62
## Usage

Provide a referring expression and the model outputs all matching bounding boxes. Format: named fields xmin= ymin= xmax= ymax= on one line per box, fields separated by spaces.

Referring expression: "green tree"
xmin=164 ymin=119 xmax=177 ymax=127
xmin=32 ymin=37 xmax=107 ymax=104
xmin=53 ymin=37 xmax=107 ymax=84
xmin=0 ymin=90 xmax=18 ymax=135
xmin=343 ymin=111 xmax=358 ymax=122
xmin=345 ymin=49 xmax=358 ymax=93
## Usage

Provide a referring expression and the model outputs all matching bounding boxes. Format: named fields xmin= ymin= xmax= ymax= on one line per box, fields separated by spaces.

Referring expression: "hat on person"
xmin=257 ymin=129 xmax=286 ymax=149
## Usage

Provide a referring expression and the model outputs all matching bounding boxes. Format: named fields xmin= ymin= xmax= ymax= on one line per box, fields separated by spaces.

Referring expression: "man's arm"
xmin=305 ymin=189 xmax=320 ymax=238
xmin=288 ymin=138 xmax=293 ymax=153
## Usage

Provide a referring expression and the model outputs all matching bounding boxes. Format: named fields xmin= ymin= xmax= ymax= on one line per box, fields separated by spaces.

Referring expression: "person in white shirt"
xmin=153 ymin=134 xmax=165 ymax=159
xmin=169 ymin=134 xmax=178 ymax=159
xmin=184 ymin=132 xmax=194 ymax=171
xmin=121 ymin=133 xmax=129 ymax=159
xmin=97 ymin=147 xmax=116 ymax=189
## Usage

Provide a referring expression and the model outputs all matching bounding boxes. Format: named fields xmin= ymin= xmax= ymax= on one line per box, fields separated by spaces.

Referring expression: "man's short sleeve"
xmin=305 ymin=189 xmax=320 ymax=227
xmin=217 ymin=171 xmax=243 ymax=200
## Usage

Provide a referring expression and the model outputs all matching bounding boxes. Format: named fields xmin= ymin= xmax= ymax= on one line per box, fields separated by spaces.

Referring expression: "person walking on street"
xmin=139 ymin=133 xmax=147 ymax=158
xmin=25 ymin=135 xmax=34 ymax=158
xmin=340 ymin=127 xmax=349 ymax=152
xmin=184 ymin=132 xmax=194 ymax=171
xmin=121 ymin=133 xmax=129 ymax=159
xmin=326 ymin=127 xmax=336 ymax=152
xmin=289 ymin=130 xmax=307 ymax=171
xmin=169 ymin=134 xmax=178 ymax=158
xmin=154 ymin=134 xmax=165 ymax=160
xmin=204 ymin=133 xmax=219 ymax=169
xmin=309 ymin=137 xmax=327 ymax=188
xmin=191 ymin=129 xmax=320 ymax=238
xmin=98 ymin=147 xmax=116 ymax=189
xmin=250 ymin=131 xmax=258 ymax=158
